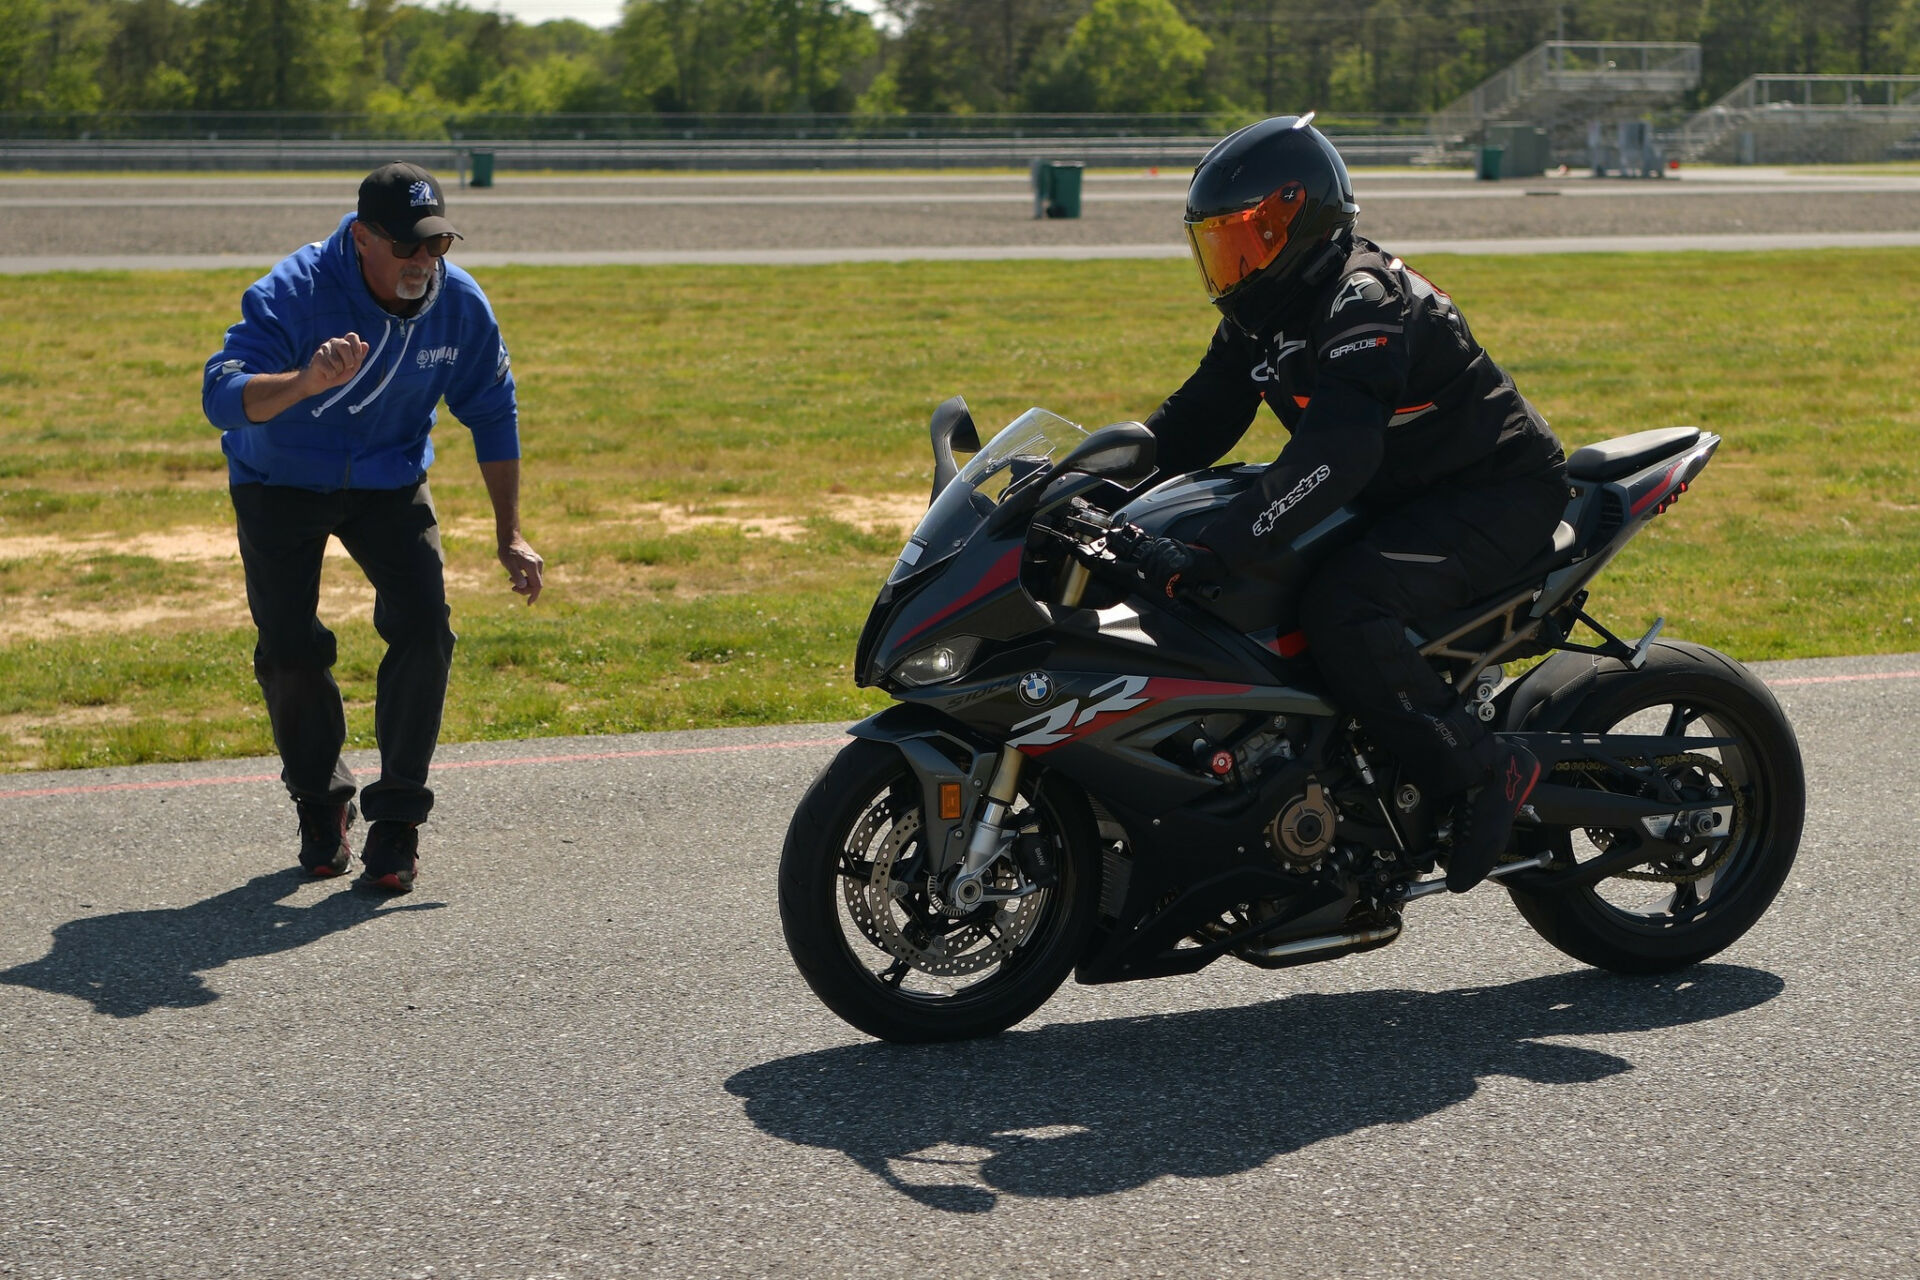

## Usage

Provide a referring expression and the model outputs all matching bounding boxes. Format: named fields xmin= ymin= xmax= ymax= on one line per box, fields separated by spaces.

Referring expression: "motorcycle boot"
xmin=1446 ymin=738 xmax=1541 ymax=893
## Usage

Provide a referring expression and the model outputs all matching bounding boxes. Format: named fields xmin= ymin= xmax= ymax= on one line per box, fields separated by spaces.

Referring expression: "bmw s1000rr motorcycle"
xmin=779 ymin=399 xmax=1804 ymax=1043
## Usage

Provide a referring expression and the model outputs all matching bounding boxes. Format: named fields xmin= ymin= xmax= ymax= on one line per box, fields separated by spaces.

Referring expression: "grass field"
xmin=0 ymin=250 xmax=1915 ymax=772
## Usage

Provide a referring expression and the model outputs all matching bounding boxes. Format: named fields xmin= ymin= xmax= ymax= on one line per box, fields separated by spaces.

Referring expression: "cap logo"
xmin=408 ymin=180 xmax=436 ymax=208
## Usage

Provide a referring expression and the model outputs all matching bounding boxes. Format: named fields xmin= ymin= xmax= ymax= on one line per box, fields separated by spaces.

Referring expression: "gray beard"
xmin=396 ymin=273 xmax=431 ymax=301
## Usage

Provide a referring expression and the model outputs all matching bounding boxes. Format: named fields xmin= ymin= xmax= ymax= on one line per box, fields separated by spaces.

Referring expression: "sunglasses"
xmin=366 ymin=223 xmax=457 ymax=260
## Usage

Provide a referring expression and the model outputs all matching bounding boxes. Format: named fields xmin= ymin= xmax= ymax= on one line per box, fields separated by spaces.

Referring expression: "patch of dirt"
xmin=564 ymin=492 xmax=925 ymax=543
xmin=0 ymin=494 xmax=924 ymax=640
xmin=0 ymin=527 xmax=245 ymax=563
xmin=0 ymin=703 xmax=134 ymax=753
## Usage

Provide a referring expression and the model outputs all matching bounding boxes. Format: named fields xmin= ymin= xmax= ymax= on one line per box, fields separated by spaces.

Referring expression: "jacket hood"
xmin=317 ymin=213 xmax=444 ymax=325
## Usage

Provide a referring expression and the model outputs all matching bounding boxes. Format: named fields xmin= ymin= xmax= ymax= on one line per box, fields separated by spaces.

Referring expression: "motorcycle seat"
xmin=1566 ymin=426 xmax=1702 ymax=483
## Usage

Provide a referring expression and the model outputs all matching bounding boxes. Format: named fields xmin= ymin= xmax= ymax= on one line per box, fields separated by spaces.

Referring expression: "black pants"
xmin=1297 ymin=466 xmax=1567 ymax=798
xmin=232 ymin=481 xmax=456 ymax=824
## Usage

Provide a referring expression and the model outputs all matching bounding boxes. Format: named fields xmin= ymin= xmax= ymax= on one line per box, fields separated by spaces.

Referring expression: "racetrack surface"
xmin=6 ymin=166 xmax=1920 ymax=269
xmin=2 ymin=652 xmax=1917 ymax=1278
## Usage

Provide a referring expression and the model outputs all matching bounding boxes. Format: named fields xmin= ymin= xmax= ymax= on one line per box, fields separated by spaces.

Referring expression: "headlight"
xmin=890 ymin=636 xmax=981 ymax=688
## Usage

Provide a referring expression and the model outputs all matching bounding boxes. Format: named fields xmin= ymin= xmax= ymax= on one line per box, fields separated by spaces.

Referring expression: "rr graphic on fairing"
xmin=777 ymin=399 xmax=1804 ymax=1043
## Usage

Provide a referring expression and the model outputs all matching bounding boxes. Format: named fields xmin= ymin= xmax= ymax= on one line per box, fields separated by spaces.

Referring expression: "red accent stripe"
xmin=1266 ymin=631 xmax=1309 ymax=657
xmin=1629 ymin=460 xmax=1686 ymax=517
xmin=1021 ymin=677 xmax=1255 ymax=757
xmin=898 ymin=545 xmax=1024 ymax=644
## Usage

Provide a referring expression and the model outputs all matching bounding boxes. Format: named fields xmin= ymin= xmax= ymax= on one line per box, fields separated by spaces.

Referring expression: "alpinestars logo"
xmin=415 ymin=344 xmax=459 ymax=368
xmin=408 ymin=180 xmax=436 ymax=208
xmin=1251 ymin=337 xmax=1308 ymax=383
xmin=1329 ymin=273 xmax=1386 ymax=315
xmin=1251 ymin=465 xmax=1331 ymax=537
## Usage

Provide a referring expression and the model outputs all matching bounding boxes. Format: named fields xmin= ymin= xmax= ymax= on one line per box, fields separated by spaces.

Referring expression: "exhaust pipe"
xmin=1239 ymin=923 xmax=1402 ymax=964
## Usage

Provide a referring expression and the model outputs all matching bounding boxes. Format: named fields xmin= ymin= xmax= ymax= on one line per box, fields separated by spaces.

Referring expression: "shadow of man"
xmin=0 ymin=869 xmax=442 ymax=1018
xmin=726 ymin=964 xmax=1783 ymax=1213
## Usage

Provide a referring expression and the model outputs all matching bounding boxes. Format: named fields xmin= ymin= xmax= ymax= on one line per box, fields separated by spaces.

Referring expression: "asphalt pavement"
xmin=7 ymin=167 xmax=1920 ymax=269
xmin=2 ymin=651 xmax=1918 ymax=1278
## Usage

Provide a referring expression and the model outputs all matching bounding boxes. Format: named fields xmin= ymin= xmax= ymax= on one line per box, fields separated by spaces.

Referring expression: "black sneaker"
xmin=1447 ymin=740 xmax=1542 ymax=893
xmin=355 ymin=820 xmax=419 ymax=895
xmin=296 ymin=799 xmax=357 ymax=878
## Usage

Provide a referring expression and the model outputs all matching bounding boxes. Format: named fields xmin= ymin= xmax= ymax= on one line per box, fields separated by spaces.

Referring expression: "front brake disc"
xmin=841 ymin=806 xmax=1047 ymax=977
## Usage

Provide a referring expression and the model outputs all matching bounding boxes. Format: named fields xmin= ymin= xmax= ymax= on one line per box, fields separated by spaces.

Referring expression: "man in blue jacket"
xmin=202 ymin=162 xmax=543 ymax=895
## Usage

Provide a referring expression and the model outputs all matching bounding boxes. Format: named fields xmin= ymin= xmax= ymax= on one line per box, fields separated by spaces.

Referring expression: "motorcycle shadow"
xmin=726 ymin=964 xmax=1783 ymax=1212
xmin=0 ymin=868 xmax=443 ymax=1018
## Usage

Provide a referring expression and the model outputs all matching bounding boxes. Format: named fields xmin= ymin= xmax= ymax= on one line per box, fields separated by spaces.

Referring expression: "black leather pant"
xmin=1297 ymin=465 xmax=1567 ymax=797
xmin=232 ymin=480 xmax=456 ymax=824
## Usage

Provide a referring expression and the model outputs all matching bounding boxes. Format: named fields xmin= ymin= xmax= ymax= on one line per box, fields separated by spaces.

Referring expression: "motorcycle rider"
xmin=1134 ymin=115 xmax=1566 ymax=892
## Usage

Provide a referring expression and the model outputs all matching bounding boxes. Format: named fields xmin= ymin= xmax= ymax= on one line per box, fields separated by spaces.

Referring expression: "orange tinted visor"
xmin=1184 ymin=182 xmax=1306 ymax=300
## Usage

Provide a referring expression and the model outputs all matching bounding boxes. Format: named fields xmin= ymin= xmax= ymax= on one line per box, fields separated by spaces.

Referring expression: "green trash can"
xmin=1031 ymin=160 xmax=1084 ymax=219
xmin=1475 ymin=145 xmax=1505 ymax=181
xmin=1044 ymin=162 xmax=1083 ymax=219
xmin=469 ymin=150 xmax=495 ymax=189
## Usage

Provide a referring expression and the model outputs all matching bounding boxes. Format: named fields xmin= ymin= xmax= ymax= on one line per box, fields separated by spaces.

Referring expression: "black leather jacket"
xmin=1144 ymin=234 xmax=1565 ymax=566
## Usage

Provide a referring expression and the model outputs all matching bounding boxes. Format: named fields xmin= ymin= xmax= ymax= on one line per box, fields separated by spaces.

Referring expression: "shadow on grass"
xmin=726 ymin=964 xmax=1782 ymax=1212
xmin=0 ymin=868 xmax=441 ymax=1017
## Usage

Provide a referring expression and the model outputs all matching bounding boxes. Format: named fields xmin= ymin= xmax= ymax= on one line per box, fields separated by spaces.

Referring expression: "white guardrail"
xmin=0 ymin=134 xmax=1441 ymax=172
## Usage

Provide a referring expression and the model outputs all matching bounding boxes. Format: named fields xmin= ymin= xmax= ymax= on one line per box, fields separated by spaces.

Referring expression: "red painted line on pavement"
xmin=1766 ymin=670 xmax=1920 ymax=688
xmin=0 ymin=736 xmax=845 ymax=801
xmin=1 ymin=667 xmax=1915 ymax=801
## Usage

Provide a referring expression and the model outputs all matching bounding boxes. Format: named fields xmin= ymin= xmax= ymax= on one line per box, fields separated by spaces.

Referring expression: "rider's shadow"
xmin=726 ymin=964 xmax=1782 ymax=1213
xmin=0 ymin=869 xmax=442 ymax=1018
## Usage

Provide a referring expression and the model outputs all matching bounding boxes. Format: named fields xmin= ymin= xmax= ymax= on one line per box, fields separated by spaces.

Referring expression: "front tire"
xmin=778 ymin=737 xmax=1100 ymax=1042
xmin=1508 ymin=641 xmax=1804 ymax=973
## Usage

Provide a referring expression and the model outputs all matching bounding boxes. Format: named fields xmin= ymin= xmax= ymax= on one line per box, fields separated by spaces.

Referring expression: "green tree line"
xmin=4 ymin=0 xmax=1920 ymax=120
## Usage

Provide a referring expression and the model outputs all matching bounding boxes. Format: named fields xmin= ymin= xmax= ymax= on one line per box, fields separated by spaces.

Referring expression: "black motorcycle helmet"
xmin=1184 ymin=114 xmax=1360 ymax=336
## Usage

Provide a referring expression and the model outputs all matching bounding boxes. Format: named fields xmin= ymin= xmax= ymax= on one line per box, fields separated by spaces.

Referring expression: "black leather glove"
xmin=1132 ymin=537 xmax=1225 ymax=600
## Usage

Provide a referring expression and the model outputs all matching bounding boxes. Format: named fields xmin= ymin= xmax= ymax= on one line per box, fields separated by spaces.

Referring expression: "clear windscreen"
xmin=887 ymin=408 xmax=1087 ymax=584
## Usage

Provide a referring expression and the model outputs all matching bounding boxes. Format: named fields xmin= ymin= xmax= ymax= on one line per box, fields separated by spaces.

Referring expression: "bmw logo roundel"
xmin=1018 ymin=672 xmax=1053 ymax=705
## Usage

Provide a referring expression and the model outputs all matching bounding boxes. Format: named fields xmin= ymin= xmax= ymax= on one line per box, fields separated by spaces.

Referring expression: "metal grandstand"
xmin=1678 ymin=75 xmax=1920 ymax=163
xmin=1428 ymin=41 xmax=1702 ymax=160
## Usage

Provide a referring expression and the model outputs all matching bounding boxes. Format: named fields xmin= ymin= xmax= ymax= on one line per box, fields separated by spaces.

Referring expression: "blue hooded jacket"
xmin=202 ymin=213 xmax=520 ymax=491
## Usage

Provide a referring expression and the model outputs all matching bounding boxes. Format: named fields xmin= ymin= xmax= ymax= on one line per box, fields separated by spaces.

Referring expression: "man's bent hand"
xmin=240 ymin=332 xmax=370 ymax=422
xmin=303 ymin=334 xmax=369 ymax=393
xmin=500 ymin=535 xmax=544 ymax=605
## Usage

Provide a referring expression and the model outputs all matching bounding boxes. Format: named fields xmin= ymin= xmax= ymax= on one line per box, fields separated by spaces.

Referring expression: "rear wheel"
xmin=1508 ymin=641 xmax=1804 ymax=973
xmin=778 ymin=737 xmax=1099 ymax=1042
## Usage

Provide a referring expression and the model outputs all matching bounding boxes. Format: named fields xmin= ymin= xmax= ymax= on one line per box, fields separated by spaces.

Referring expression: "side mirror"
xmin=928 ymin=396 xmax=982 ymax=505
xmin=1058 ymin=421 xmax=1157 ymax=485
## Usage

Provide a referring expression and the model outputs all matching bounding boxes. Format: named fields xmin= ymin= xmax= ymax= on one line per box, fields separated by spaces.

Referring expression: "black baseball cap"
xmin=357 ymin=162 xmax=462 ymax=241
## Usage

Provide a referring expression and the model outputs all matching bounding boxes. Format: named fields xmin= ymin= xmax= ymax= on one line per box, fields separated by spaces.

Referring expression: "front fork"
xmin=946 ymin=746 xmax=1026 ymax=911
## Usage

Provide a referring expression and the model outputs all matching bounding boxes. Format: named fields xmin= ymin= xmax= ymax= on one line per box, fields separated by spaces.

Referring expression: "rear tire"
xmin=1507 ymin=641 xmax=1803 ymax=973
xmin=778 ymin=737 xmax=1100 ymax=1042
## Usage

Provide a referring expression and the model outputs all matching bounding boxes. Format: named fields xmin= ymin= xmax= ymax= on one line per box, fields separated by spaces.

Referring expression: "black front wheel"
xmin=1508 ymin=640 xmax=1804 ymax=973
xmin=778 ymin=737 xmax=1100 ymax=1043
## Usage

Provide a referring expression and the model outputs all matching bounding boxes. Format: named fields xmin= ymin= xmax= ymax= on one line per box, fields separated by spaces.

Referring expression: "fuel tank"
xmin=1119 ymin=467 xmax=1369 ymax=637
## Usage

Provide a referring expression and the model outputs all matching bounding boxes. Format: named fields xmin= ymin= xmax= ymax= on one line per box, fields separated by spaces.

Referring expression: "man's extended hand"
xmin=1132 ymin=536 xmax=1225 ymax=600
xmin=499 ymin=534 xmax=544 ymax=604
